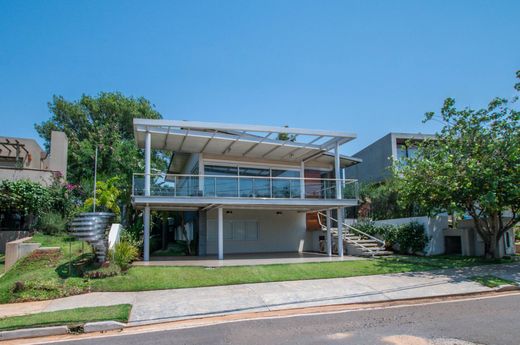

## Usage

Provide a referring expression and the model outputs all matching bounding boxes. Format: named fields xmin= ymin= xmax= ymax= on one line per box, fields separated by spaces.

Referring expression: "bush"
xmin=397 ymin=222 xmax=428 ymax=254
xmin=110 ymin=241 xmax=139 ymax=272
xmin=355 ymin=221 xmax=428 ymax=254
xmin=37 ymin=212 xmax=67 ymax=234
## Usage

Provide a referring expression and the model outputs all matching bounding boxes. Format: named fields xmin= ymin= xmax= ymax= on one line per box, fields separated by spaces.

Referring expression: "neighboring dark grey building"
xmin=345 ymin=132 xmax=435 ymax=184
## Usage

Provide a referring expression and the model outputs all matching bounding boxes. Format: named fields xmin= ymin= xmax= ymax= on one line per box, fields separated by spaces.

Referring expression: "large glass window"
xmin=204 ymin=165 xmax=238 ymax=197
xmin=203 ymin=164 xmax=301 ymax=198
xmin=238 ymin=167 xmax=270 ymax=197
xmin=272 ymin=169 xmax=300 ymax=198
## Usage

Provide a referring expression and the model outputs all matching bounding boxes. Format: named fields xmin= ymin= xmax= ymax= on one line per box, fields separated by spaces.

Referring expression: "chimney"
xmin=48 ymin=131 xmax=68 ymax=180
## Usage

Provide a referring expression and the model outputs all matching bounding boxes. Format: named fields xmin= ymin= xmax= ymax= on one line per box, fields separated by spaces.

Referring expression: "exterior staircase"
xmin=317 ymin=212 xmax=393 ymax=257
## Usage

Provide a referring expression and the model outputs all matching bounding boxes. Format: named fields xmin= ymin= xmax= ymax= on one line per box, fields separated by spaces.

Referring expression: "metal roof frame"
xmin=134 ymin=119 xmax=356 ymax=161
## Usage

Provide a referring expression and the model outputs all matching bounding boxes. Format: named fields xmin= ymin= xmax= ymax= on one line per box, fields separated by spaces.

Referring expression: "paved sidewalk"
xmin=0 ymin=263 xmax=518 ymax=326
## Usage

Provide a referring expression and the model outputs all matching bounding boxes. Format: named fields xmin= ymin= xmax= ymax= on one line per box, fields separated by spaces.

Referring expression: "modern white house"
xmin=131 ymin=119 xmax=368 ymax=261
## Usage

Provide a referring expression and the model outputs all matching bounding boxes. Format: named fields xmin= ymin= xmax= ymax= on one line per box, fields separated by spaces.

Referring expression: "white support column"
xmin=217 ymin=207 xmax=224 ymax=260
xmin=300 ymin=161 xmax=305 ymax=199
xmin=337 ymin=207 xmax=344 ymax=257
xmin=326 ymin=209 xmax=332 ymax=257
xmin=144 ymin=131 xmax=151 ymax=196
xmin=143 ymin=131 xmax=152 ymax=262
xmin=143 ymin=206 xmax=150 ymax=261
xmin=334 ymin=141 xmax=342 ymax=200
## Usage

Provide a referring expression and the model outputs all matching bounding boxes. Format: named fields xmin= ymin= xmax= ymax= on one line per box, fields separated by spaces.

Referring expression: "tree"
xmin=35 ymin=92 xmax=167 ymax=222
xmin=396 ymin=72 xmax=520 ymax=258
xmin=84 ymin=177 xmax=122 ymax=218
xmin=358 ymin=180 xmax=417 ymax=220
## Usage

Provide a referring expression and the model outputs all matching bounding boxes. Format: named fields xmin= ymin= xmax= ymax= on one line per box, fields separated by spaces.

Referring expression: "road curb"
xmin=84 ymin=321 xmax=126 ymax=333
xmin=0 ymin=325 xmax=69 ymax=340
xmin=0 ymin=320 xmax=127 ymax=341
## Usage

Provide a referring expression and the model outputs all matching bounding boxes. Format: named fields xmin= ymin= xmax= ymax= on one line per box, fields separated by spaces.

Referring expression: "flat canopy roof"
xmin=134 ymin=119 xmax=358 ymax=166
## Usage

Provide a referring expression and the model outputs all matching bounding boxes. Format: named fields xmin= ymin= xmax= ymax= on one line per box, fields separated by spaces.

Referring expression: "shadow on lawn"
xmin=56 ymin=253 xmax=97 ymax=278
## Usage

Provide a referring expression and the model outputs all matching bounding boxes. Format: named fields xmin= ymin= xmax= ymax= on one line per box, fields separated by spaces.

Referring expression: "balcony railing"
xmin=133 ymin=173 xmax=359 ymax=200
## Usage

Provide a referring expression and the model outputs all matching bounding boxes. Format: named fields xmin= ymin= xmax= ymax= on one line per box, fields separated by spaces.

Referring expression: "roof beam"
xmin=262 ymin=140 xmax=288 ymax=158
xmin=178 ymin=129 xmax=190 ymax=151
xmin=302 ymin=150 xmax=327 ymax=162
xmin=221 ymin=132 xmax=244 ymax=154
xmin=242 ymin=132 xmax=272 ymax=156
xmin=162 ymin=126 xmax=171 ymax=150
xmin=200 ymin=130 xmax=217 ymax=153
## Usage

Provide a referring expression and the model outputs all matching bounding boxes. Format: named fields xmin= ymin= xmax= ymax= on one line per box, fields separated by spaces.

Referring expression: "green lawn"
xmin=0 ymin=234 xmax=516 ymax=304
xmin=90 ymin=255 xmax=512 ymax=292
xmin=470 ymin=275 xmax=517 ymax=288
xmin=0 ymin=304 xmax=131 ymax=331
xmin=0 ymin=233 xmax=92 ymax=303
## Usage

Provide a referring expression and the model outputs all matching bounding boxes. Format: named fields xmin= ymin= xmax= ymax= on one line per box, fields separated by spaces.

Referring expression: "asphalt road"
xmin=57 ymin=294 xmax=520 ymax=345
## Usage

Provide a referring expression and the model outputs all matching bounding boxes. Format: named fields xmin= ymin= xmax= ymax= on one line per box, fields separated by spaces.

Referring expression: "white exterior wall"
xmin=206 ymin=209 xmax=308 ymax=254
xmin=374 ymin=216 xmax=448 ymax=255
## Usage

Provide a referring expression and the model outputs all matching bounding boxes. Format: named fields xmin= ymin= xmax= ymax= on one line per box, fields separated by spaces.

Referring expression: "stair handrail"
xmin=317 ymin=211 xmax=385 ymax=246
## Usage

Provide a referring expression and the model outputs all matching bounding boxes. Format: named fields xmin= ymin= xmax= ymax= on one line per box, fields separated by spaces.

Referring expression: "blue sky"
xmin=0 ymin=0 xmax=518 ymax=154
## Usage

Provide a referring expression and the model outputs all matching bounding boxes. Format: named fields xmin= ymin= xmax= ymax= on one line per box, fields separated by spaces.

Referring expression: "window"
xmin=204 ymin=165 xmax=238 ymax=197
xmin=203 ymin=163 xmax=301 ymax=198
xmin=272 ymin=169 xmax=300 ymax=198
xmin=238 ymin=167 xmax=270 ymax=197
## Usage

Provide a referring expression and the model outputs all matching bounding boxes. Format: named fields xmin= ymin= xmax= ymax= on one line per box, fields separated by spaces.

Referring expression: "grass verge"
xmin=470 ymin=275 xmax=517 ymax=288
xmin=0 ymin=304 xmax=131 ymax=331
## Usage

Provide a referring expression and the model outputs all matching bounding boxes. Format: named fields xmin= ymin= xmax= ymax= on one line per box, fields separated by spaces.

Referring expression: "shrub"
xmin=120 ymin=228 xmax=143 ymax=255
xmin=354 ymin=221 xmax=427 ymax=254
xmin=37 ymin=212 xmax=67 ymax=234
xmin=397 ymin=222 xmax=428 ymax=254
xmin=110 ymin=241 xmax=139 ymax=272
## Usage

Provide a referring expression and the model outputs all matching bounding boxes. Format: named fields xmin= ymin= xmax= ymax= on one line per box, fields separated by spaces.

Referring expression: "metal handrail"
xmin=133 ymin=172 xmax=358 ymax=183
xmin=317 ymin=211 xmax=385 ymax=246
xmin=132 ymin=173 xmax=359 ymax=200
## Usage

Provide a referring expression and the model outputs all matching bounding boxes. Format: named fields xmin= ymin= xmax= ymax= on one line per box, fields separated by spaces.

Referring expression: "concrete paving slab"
xmin=129 ymin=284 xmax=269 ymax=324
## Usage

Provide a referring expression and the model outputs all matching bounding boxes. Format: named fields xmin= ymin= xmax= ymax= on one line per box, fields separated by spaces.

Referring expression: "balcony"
xmin=132 ymin=173 xmax=359 ymax=201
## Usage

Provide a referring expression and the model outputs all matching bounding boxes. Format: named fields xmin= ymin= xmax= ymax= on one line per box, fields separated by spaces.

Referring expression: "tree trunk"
xmin=471 ymin=213 xmax=502 ymax=259
xmin=484 ymin=233 xmax=498 ymax=259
